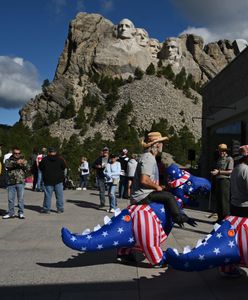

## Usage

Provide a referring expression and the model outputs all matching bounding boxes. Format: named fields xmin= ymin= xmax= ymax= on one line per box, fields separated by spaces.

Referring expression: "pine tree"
xmin=174 ymin=67 xmax=187 ymax=89
xmin=61 ymin=98 xmax=76 ymax=119
xmin=161 ymin=65 xmax=175 ymax=80
xmin=146 ymin=63 xmax=156 ymax=75
xmin=74 ymin=106 xmax=87 ymax=130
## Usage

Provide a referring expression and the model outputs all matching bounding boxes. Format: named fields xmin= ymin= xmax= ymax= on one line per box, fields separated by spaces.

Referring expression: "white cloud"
xmin=172 ymin=0 xmax=248 ymax=43
xmin=180 ymin=27 xmax=219 ymax=44
xmin=0 ymin=56 xmax=41 ymax=109
xmin=100 ymin=0 xmax=114 ymax=13
xmin=52 ymin=0 xmax=86 ymax=15
xmin=76 ymin=0 xmax=86 ymax=12
xmin=52 ymin=0 xmax=67 ymax=15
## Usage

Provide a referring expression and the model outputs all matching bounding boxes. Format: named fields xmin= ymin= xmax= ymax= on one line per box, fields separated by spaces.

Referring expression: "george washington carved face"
xmin=117 ymin=18 xmax=135 ymax=39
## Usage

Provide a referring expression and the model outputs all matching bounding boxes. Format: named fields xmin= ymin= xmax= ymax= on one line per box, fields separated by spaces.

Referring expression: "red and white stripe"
xmin=124 ymin=204 xmax=167 ymax=265
xmin=225 ymin=216 xmax=248 ymax=266
xmin=167 ymin=171 xmax=190 ymax=189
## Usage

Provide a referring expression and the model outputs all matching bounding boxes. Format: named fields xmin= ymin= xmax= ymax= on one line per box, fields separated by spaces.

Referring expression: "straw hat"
xmin=141 ymin=131 xmax=169 ymax=148
xmin=218 ymin=143 xmax=228 ymax=151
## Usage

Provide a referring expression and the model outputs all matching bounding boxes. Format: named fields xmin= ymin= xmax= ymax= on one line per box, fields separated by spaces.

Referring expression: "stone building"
xmin=201 ymin=45 xmax=248 ymax=178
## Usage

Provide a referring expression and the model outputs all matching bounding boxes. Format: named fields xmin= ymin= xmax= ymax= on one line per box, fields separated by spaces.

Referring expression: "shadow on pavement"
xmin=174 ymin=225 xmax=209 ymax=235
xmin=0 ymin=208 xmax=6 ymax=216
xmin=24 ymin=204 xmax=42 ymax=213
xmin=36 ymin=251 xmax=149 ymax=269
xmin=192 ymin=218 xmax=215 ymax=225
xmin=0 ymin=280 xmax=139 ymax=300
xmin=66 ymin=199 xmax=99 ymax=210
xmin=1 ymin=267 xmax=248 ymax=300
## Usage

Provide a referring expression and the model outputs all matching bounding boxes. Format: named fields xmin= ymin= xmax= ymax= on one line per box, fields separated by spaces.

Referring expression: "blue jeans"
xmin=43 ymin=182 xmax=64 ymax=212
xmin=119 ymin=175 xmax=128 ymax=198
xmin=98 ymin=177 xmax=106 ymax=206
xmin=108 ymin=183 xmax=117 ymax=209
xmin=7 ymin=184 xmax=25 ymax=215
xmin=37 ymin=169 xmax=43 ymax=191
xmin=80 ymin=174 xmax=88 ymax=188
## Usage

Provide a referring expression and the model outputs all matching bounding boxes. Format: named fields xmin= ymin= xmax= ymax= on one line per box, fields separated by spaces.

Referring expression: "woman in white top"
xmin=77 ymin=157 xmax=89 ymax=190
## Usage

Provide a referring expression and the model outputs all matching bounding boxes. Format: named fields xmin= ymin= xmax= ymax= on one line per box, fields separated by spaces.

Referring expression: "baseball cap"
xmin=48 ymin=147 xmax=56 ymax=153
xmin=102 ymin=146 xmax=109 ymax=152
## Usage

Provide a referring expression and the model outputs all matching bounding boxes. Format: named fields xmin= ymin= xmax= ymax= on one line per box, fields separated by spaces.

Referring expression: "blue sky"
xmin=1 ymin=0 xmax=248 ymax=125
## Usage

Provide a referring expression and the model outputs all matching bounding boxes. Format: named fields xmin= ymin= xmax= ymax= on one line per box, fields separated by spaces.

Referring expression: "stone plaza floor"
xmin=0 ymin=188 xmax=247 ymax=300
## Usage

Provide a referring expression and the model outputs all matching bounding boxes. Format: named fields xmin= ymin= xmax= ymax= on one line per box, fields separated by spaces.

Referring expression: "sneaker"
xmin=76 ymin=187 xmax=82 ymax=191
xmin=82 ymin=187 xmax=87 ymax=191
xmin=2 ymin=214 xmax=15 ymax=219
xmin=40 ymin=209 xmax=50 ymax=214
xmin=98 ymin=204 xmax=105 ymax=209
xmin=219 ymin=267 xmax=247 ymax=278
xmin=57 ymin=210 xmax=64 ymax=214
xmin=116 ymin=253 xmax=136 ymax=264
xmin=108 ymin=208 xmax=115 ymax=213
xmin=18 ymin=214 xmax=25 ymax=219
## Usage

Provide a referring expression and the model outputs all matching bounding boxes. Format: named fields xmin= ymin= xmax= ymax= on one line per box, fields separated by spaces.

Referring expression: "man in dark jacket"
xmin=39 ymin=147 xmax=66 ymax=214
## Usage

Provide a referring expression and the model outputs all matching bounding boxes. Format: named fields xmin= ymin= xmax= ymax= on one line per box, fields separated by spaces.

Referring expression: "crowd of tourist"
xmin=1 ymin=134 xmax=248 ymax=278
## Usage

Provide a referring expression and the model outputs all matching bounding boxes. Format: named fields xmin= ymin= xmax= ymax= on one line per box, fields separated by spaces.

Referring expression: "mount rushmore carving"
xmin=54 ymin=12 xmax=238 ymax=83
xmin=19 ymin=12 xmax=245 ymax=142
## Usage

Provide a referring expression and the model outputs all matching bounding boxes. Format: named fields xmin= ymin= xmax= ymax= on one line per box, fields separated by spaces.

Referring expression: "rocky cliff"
xmin=20 ymin=12 xmax=237 ymax=142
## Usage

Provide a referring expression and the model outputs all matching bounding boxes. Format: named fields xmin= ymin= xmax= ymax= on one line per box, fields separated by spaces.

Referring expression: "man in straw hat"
xmin=116 ymin=132 xmax=196 ymax=266
xmin=131 ymin=131 xmax=194 ymax=226
xmin=210 ymin=143 xmax=234 ymax=223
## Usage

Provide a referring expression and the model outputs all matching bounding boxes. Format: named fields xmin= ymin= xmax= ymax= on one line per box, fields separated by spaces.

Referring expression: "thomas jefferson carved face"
xmin=135 ymin=28 xmax=149 ymax=47
xmin=148 ymin=39 xmax=161 ymax=58
xmin=165 ymin=38 xmax=181 ymax=61
xmin=117 ymin=19 xmax=135 ymax=39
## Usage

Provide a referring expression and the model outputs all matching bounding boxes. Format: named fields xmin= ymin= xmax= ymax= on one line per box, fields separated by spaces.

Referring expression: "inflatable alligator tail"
xmin=165 ymin=216 xmax=248 ymax=271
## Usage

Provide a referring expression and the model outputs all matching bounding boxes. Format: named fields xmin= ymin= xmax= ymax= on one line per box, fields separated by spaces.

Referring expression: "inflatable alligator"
xmin=61 ymin=164 xmax=211 ymax=266
xmin=165 ymin=215 xmax=248 ymax=271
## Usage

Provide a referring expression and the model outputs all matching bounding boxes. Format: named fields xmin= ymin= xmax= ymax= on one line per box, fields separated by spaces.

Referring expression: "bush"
xmin=134 ymin=67 xmax=144 ymax=80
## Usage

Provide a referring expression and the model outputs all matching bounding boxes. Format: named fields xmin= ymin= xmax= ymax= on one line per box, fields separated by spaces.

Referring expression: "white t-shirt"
xmin=231 ymin=163 xmax=248 ymax=207
xmin=131 ymin=152 xmax=159 ymax=202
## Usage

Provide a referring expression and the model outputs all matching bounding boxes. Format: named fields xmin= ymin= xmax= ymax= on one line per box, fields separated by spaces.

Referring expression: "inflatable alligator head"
xmin=166 ymin=163 xmax=211 ymax=206
xmin=165 ymin=216 xmax=248 ymax=271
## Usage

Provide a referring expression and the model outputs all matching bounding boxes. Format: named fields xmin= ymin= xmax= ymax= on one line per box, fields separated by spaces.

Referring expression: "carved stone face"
xmin=148 ymin=39 xmax=161 ymax=58
xmin=135 ymin=28 xmax=149 ymax=47
xmin=165 ymin=38 xmax=181 ymax=61
xmin=117 ymin=18 xmax=135 ymax=39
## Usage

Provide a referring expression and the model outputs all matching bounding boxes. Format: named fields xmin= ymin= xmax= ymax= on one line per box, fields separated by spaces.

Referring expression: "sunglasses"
xmin=13 ymin=152 xmax=21 ymax=155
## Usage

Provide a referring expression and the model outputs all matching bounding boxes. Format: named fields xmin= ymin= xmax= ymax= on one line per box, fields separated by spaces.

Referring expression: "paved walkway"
xmin=0 ymin=188 xmax=247 ymax=300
